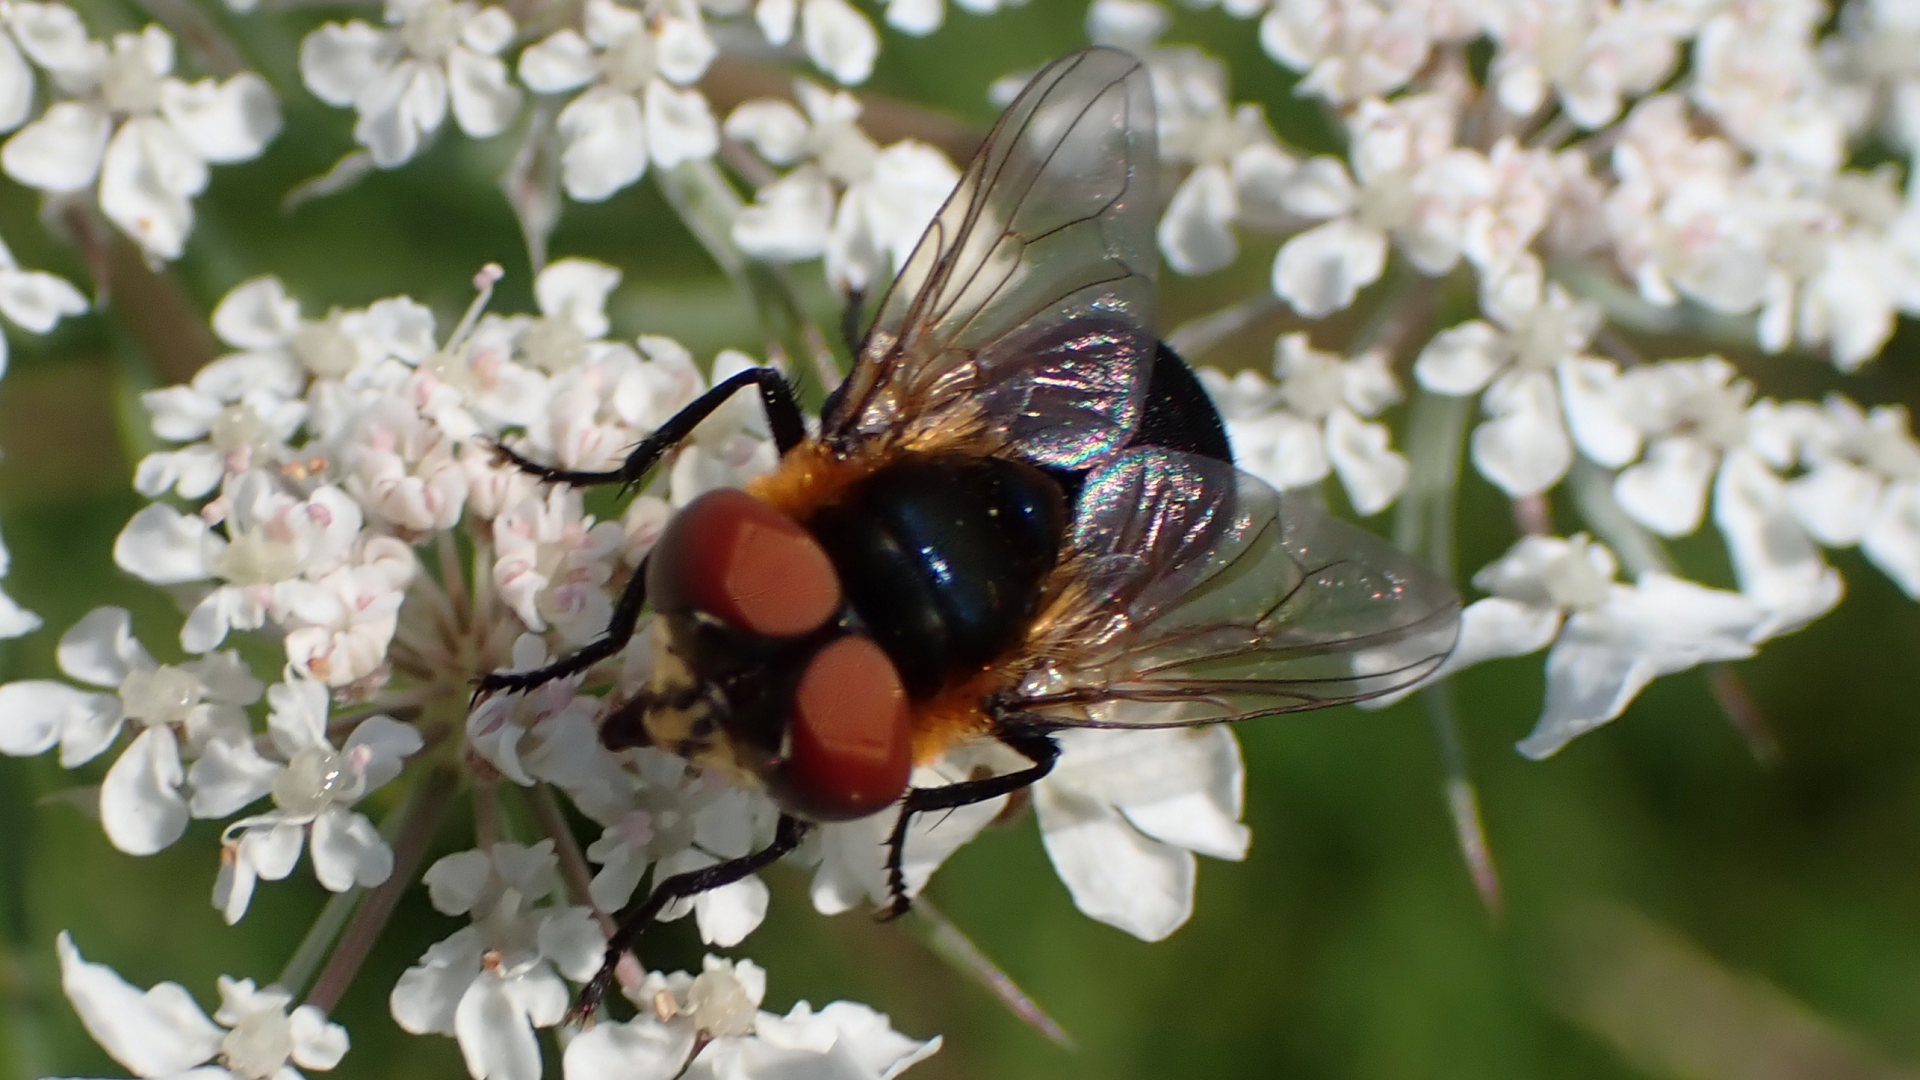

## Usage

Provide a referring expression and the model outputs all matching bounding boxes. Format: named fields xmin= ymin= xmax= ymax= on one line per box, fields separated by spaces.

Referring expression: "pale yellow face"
xmin=639 ymin=625 xmax=765 ymax=790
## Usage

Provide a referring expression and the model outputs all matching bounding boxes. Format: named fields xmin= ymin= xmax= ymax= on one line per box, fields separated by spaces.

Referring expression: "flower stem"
xmin=1567 ymin=458 xmax=1672 ymax=577
xmin=904 ymin=897 xmax=1073 ymax=1050
xmin=1163 ymin=294 xmax=1281 ymax=362
xmin=276 ymin=888 xmax=361 ymax=998
xmin=1395 ymin=389 xmax=1502 ymax=916
xmin=304 ymin=764 xmax=460 ymax=1014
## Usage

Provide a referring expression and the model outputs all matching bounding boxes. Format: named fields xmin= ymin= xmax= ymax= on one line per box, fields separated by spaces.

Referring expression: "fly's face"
xmin=619 ymin=486 xmax=916 ymax=823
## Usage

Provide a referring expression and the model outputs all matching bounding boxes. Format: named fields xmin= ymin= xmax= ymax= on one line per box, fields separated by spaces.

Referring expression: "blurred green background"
xmin=5 ymin=2 xmax=1920 ymax=1078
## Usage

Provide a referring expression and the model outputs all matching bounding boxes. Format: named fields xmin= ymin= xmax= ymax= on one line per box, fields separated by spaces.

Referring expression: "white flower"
xmin=1482 ymin=0 xmax=1684 ymax=129
xmin=1202 ymin=332 xmax=1408 ymax=515
xmin=57 ymin=932 xmax=349 ymax=1080
xmin=1692 ymin=1 xmax=1861 ymax=174
xmin=1256 ymin=0 xmax=1437 ymax=104
xmin=1415 ymin=258 xmax=1627 ymax=496
xmin=728 ymin=83 xmax=958 ymax=295
xmin=1380 ymin=535 xmax=1771 ymax=758
xmin=562 ymin=957 xmax=940 ymax=1080
xmin=466 ymin=635 xmax=638 ymax=825
xmin=114 ymin=471 xmax=367 ymax=654
xmin=1769 ymin=396 xmax=1920 ymax=597
xmin=202 ymin=677 xmax=423 ymax=923
xmin=518 ymin=0 xmax=719 ymax=202
xmin=0 ymin=228 xmax=86 ymax=378
xmin=0 ymin=606 xmax=262 ymax=854
xmin=279 ymin=537 xmax=418 ymax=687
xmin=579 ymin=745 xmax=779 ymax=948
xmin=493 ymin=487 xmax=624 ymax=644
xmin=1152 ymin=69 xmax=1299 ymax=274
xmin=1033 ymin=726 xmax=1250 ymax=942
xmin=1 ymin=20 xmax=280 ymax=259
xmin=300 ymin=0 xmax=522 ymax=168
xmin=1271 ymin=93 xmax=1475 ymax=316
xmin=391 ymin=842 xmax=604 ymax=1080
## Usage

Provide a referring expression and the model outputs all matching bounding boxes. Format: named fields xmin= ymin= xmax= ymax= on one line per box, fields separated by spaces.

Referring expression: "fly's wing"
xmin=823 ymin=47 xmax=1159 ymax=471
xmin=1010 ymin=449 xmax=1461 ymax=727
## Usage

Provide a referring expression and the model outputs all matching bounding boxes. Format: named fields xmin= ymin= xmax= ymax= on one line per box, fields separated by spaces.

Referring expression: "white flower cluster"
xmin=1064 ymin=0 xmax=1920 ymax=754
xmin=0 ymin=3 xmax=279 ymax=259
xmin=9 ymin=260 xmax=1250 ymax=1080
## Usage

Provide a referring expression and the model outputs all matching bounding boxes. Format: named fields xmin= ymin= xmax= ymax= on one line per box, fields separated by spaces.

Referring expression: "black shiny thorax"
xmin=806 ymin=453 xmax=1069 ymax=699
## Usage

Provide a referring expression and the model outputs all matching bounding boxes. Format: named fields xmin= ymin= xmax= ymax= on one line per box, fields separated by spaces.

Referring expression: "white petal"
xmin=57 ymin=605 xmax=152 ymax=687
xmin=1414 ymin=320 xmax=1505 ymax=395
xmin=390 ymin=930 xmax=481 ymax=1036
xmin=564 ymin=1017 xmax=696 ymax=1080
xmin=461 ymin=7 xmax=517 ymax=55
xmin=885 ymin=0 xmax=945 ymax=34
xmin=1785 ymin=460 xmax=1882 ymax=547
xmin=642 ymin=80 xmax=717 ymax=168
xmin=355 ymin=60 xmax=446 ymax=168
xmin=2 ymin=101 xmax=108 ymax=191
xmin=10 ymin=4 xmax=101 ymax=78
xmin=1272 ymin=218 xmax=1386 ymax=317
xmin=0 ymin=680 xmax=110 ymax=760
xmin=1865 ymin=482 xmax=1920 ymax=598
xmin=311 ymin=807 xmax=392 ymax=890
xmin=802 ymin=0 xmax=877 ymax=86
xmin=341 ymin=714 xmax=423 ymax=791
xmin=448 ymin=46 xmax=522 ymax=138
xmin=160 ymin=74 xmax=281 ymax=164
xmin=101 ymin=727 xmax=190 ymax=855
xmin=1279 ymin=155 xmax=1357 ymax=218
xmin=289 ymin=1005 xmax=350 ymax=1071
xmin=214 ymin=846 xmax=257 ymax=923
xmin=557 ymin=88 xmax=646 ymax=202
xmin=694 ymin=875 xmax=768 ymax=947
xmin=1229 ymin=412 xmax=1329 ymax=492
xmin=99 ymin=117 xmax=206 ymax=261
xmin=0 ymin=268 xmax=86 ymax=333
xmin=516 ymin=29 xmax=595 ymax=94
xmin=1558 ymin=356 xmax=1640 ymax=467
xmin=1471 ymin=370 xmax=1571 ymax=497
xmin=246 ymin=820 xmax=308 ymax=881
xmin=1114 ymin=728 xmax=1249 ymax=861
xmin=57 ymin=932 xmax=223 ymax=1078
xmin=299 ymin=22 xmax=399 ymax=109
xmin=1519 ymin=574 xmax=1764 ymax=758
xmin=211 ymin=276 xmax=300 ymax=350
xmin=423 ymin=848 xmax=494 ymax=915
xmin=758 ymin=0 xmax=797 ymax=45
xmin=1325 ymin=408 xmax=1407 ymax=515
xmin=1157 ymin=164 xmax=1238 ymax=276
xmin=535 ymin=907 xmax=605 ymax=983
xmin=533 ymin=258 xmax=620 ymax=338
xmin=655 ymin=16 xmax=717 ymax=85
xmin=185 ymin=736 xmax=278 ymax=818
xmin=723 ymin=100 xmax=809 ymax=165
xmin=0 ymin=37 xmax=30 ymax=134
xmin=732 ymin=166 xmax=833 ymax=261
xmin=1614 ymin=436 xmax=1716 ymax=537
xmin=114 ymin=502 xmax=217 ymax=584
xmin=1034 ymin=784 xmax=1194 ymax=941
xmin=1713 ymin=449 xmax=1842 ymax=637
xmin=455 ymin=974 xmax=544 ymax=1080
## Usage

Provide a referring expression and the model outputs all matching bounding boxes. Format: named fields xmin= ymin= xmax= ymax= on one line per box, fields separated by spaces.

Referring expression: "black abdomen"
xmin=810 ymin=454 xmax=1068 ymax=698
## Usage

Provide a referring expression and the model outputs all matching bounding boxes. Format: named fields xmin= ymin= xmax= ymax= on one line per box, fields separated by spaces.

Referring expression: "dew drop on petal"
xmin=686 ymin=968 xmax=755 ymax=1038
xmin=273 ymin=746 xmax=350 ymax=816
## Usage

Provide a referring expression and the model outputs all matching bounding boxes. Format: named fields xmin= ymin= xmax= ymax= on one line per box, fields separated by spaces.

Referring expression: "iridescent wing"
xmin=822 ymin=47 xmax=1159 ymax=471
xmin=1007 ymin=449 xmax=1461 ymax=727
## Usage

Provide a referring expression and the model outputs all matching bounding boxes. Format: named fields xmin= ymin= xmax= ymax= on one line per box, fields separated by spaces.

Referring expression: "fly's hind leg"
xmin=880 ymin=722 xmax=1060 ymax=920
xmin=569 ymin=815 xmax=812 ymax=1024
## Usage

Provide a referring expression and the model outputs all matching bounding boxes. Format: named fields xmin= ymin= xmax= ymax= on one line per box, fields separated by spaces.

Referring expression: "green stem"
xmin=303 ymin=765 xmax=460 ymax=1014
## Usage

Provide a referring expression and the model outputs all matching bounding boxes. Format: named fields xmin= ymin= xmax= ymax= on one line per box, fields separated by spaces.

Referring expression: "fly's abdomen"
xmin=810 ymin=454 xmax=1068 ymax=698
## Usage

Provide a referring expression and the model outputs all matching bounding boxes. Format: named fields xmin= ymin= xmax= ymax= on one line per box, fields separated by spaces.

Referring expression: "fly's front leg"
xmin=880 ymin=723 xmax=1060 ymax=920
xmin=491 ymin=367 xmax=808 ymax=490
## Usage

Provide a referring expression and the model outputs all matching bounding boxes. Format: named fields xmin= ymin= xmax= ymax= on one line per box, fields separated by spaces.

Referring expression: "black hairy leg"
xmin=880 ymin=723 xmax=1060 ymax=919
xmin=475 ymin=368 xmax=807 ymax=701
xmin=568 ymin=815 xmax=812 ymax=1025
xmin=491 ymin=367 xmax=808 ymax=492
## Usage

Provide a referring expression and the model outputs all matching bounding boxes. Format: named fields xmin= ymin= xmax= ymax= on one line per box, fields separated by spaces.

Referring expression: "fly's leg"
xmin=840 ymin=287 xmax=867 ymax=358
xmin=491 ymin=367 xmax=807 ymax=491
xmin=476 ymin=369 xmax=806 ymax=700
xmin=473 ymin=553 xmax=652 ymax=701
xmin=880 ymin=724 xmax=1059 ymax=920
xmin=569 ymin=815 xmax=812 ymax=1025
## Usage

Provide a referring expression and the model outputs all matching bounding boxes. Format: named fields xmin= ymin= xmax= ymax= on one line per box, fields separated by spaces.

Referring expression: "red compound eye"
xmin=782 ymin=635 xmax=911 ymax=821
xmin=650 ymin=488 xmax=842 ymax=637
